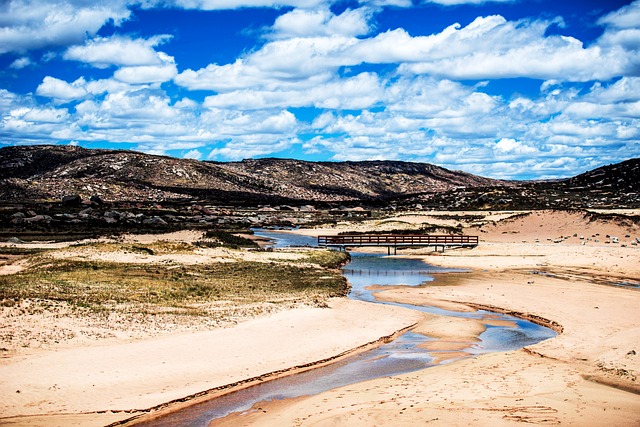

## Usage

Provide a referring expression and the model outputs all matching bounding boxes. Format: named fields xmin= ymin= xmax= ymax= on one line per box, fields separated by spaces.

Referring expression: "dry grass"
xmin=0 ymin=250 xmax=349 ymax=315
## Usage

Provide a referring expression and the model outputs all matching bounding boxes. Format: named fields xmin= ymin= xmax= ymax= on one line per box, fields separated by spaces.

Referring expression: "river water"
xmin=139 ymin=230 xmax=556 ymax=426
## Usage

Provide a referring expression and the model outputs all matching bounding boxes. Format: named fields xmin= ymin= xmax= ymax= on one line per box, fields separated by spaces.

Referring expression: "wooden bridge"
xmin=317 ymin=234 xmax=479 ymax=254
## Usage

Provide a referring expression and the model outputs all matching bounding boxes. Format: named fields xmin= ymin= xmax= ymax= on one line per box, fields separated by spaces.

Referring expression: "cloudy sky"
xmin=1 ymin=0 xmax=638 ymax=179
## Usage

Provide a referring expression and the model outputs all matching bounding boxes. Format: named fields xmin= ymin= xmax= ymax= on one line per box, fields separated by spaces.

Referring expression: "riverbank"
xmin=212 ymin=210 xmax=640 ymax=426
xmin=0 ymin=298 xmax=422 ymax=426
xmin=0 ymin=230 xmax=423 ymax=426
xmin=216 ymin=270 xmax=639 ymax=426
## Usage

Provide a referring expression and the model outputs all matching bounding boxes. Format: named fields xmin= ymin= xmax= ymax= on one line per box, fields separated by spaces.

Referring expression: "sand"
xmin=0 ymin=299 xmax=422 ymax=426
xmin=2 ymin=211 xmax=640 ymax=426
xmin=208 ymin=210 xmax=640 ymax=426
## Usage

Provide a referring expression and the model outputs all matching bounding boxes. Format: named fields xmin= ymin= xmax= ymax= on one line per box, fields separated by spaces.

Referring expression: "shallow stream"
xmin=138 ymin=230 xmax=556 ymax=426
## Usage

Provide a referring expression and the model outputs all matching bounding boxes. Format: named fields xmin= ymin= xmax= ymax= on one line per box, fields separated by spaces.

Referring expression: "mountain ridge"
xmin=0 ymin=145 xmax=506 ymax=204
xmin=0 ymin=145 xmax=638 ymax=208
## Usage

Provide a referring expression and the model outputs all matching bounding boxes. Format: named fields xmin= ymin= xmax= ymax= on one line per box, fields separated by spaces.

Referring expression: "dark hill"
xmin=0 ymin=145 xmax=637 ymax=208
xmin=0 ymin=145 xmax=505 ymax=205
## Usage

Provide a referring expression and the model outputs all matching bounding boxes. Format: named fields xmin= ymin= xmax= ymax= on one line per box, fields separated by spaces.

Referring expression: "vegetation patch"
xmin=301 ymin=250 xmax=350 ymax=269
xmin=199 ymin=230 xmax=260 ymax=249
xmin=0 ymin=254 xmax=347 ymax=317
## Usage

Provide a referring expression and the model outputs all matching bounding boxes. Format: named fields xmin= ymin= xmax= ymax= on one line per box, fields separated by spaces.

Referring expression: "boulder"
xmin=90 ymin=195 xmax=104 ymax=206
xmin=24 ymin=215 xmax=51 ymax=223
xmin=143 ymin=217 xmax=168 ymax=225
xmin=62 ymin=194 xmax=82 ymax=206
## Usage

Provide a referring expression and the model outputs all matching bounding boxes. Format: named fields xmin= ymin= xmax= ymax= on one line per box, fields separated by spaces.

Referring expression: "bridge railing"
xmin=317 ymin=234 xmax=478 ymax=246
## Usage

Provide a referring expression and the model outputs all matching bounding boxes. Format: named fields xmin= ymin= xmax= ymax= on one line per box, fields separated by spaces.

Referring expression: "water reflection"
xmin=252 ymin=228 xmax=318 ymax=248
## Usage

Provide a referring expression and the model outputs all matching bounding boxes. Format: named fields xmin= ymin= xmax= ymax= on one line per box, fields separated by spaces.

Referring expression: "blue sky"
xmin=1 ymin=0 xmax=638 ymax=179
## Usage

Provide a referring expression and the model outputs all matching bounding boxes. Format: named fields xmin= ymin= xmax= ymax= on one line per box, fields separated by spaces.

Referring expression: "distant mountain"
xmin=0 ymin=145 xmax=637 ymax=208
xmin=0 ymin=145 xmax=504 ymax=205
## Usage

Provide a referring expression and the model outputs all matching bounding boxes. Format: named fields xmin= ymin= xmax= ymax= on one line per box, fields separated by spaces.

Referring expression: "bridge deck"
xmin=317 ymin=234 xmax=478 ymax=253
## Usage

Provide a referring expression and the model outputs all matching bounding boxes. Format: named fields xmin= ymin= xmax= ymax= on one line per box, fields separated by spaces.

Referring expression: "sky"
xmin=0 ymin=0 xmax=639 ymax=180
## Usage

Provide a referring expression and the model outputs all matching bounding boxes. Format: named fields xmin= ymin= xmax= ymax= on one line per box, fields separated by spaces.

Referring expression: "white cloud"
xmin=85 ymin=79 xmax=134 ymax=95
xmin=114 ymin=59 xmax=178 ymax=84
xmin=183 ymin=149 xmax=203 ymax=159
xmin=424 ymin=0 xmax=514 ymax=4
xmin=0 ymin=0 xmax=131 ymax=54
xmin=598 ymin=0 xmax=640 ymax=29
xmin=203 ymin=72 xmax=382 ymax=110
xmin=394 ymin=16 xmax=629 ymax=81
xmin=272 ymin=7 xmax=373 ymax=38
xmin=21 ymin=107 xmax=70 ymax=123
xmin=178 ymin=11 xmax=634 ymax=96
xmin=494 ymin=137 xmax=537 ymax=155
xmin=36 ymin=76 xmax=87 ymax=101
xmin=64 ymin=35 xmax=172 ymax=68
xmin=9 ymin=57 xmax=32 ymax=69
xmin=175 ymin=35 xmax=355 ymax=91
xmin=167 ymin=0 xmax=326 ymax=10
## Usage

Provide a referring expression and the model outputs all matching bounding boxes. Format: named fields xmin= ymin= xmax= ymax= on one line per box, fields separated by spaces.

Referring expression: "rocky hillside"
xmin=0 ymin=145 xmax=638 ymax=209
xmin=0 ymin=145 xmax=504 ymax=204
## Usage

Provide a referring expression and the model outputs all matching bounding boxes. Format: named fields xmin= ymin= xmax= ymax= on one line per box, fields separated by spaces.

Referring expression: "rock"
xmin=62 ymin=194 xmax=82 ymax=206
xmin=7 ymin=237 xmax=24 ymax=244
xmin=89 ymin=195 xmax=104 ymax=206
xmin=10 ymin=212 xmax=25 ymax=219
xmin=143 ymin=217 xmax=167 ymax=225
xmin=24 ymin=215 xmax=45 ymax=223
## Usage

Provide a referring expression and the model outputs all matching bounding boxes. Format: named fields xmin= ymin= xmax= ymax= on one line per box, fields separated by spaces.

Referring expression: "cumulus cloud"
xmin=64 ymin=35 xmax=173 ymax=68
xmin=393 ymin=16 xmax=629 ymax=81
xmin=596 ymin=1 xmax=640 ymax=53
xmin=183 ymin=149 xmax=203 ymax=159
xmin=175 ymin=35 xmax=355 ymax=92
xmin=203 ymin=72 xmax=382 ymax=110
xmin=36 ymin=77 xmax=88 ymax=101
xmin=178 ymin=11 xmax=634 ymax=96
xmin=0 ymin=0 xmax=131 ymax=54
xmin=114 ymin=54 xmax=178 ymax=84
xmin=272 ymin=7 xmax=373 ymax=38
xmin=494 ymin=137 xmax=537 ymax=155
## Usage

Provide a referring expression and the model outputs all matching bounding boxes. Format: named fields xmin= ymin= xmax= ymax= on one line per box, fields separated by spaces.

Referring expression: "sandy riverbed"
xmin=2 ymin=210 xmax=639 ymax=426
xmin=210 ymin=210 xmax=640 ymax=426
